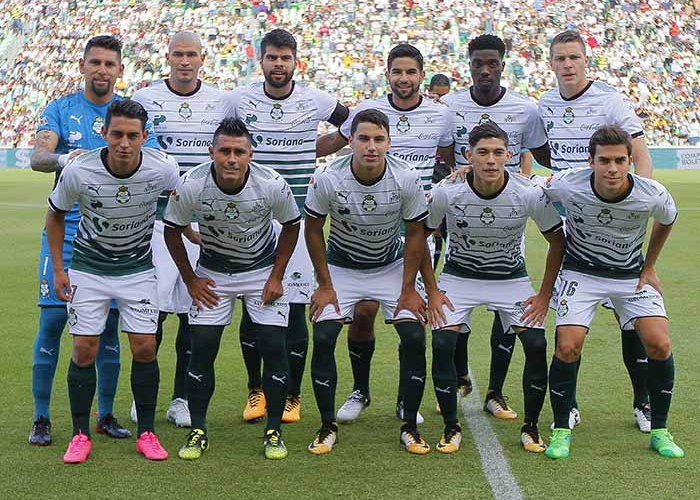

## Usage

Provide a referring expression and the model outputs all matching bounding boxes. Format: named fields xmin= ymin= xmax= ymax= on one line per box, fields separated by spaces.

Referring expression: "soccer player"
xmin=425 ymin=123 xmax=564 ymax=453
xmin=304 ymin=109 xmax=430 ymax=455
xmin=163 ymin=118 xmax=301 ymax=460
xmin=223 ymin=28 xmax=349 ymax=424
xmin=46 ymin=100 xmax=178 ymax=463
xmin=321 ymin=44 xmax=454 ymax=424
xmin=539 ymin=30 xmax=654 ymax=432
xmin=132 ymin=31 xmax=227 ymax=428
xmin=427 ymin=73 xmax=451 ymax=100
xmin=28 ymin=35 xmax=151 ymax=444
xmin=442 ymin=34 xmax=550 ymax=421
xmin=542 ymin=125 xmax=683 ymax=459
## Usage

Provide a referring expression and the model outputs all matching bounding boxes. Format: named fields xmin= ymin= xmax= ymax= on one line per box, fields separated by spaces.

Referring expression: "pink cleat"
xmin=136 ymin=431 xmax=169 ymax=460
xmin=64 ymin=431 xmax=92 ymax=464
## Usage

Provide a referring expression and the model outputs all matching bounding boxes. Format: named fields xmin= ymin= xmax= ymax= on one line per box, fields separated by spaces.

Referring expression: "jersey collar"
xmin=388 ymin=94 xmax=423 ymax=112
xmin=100 ymin=148 xmax=142 ymax=179
xmin=467 ymin=170 xmax=510 ymax=200
xmin=210 ymin=162 xmax=250 ymax=195
xmin=469 ymin=86 xmax=506 ymax=107
xmin=165 ymin=79 xmax=202 ymax=97
xmin=589 ymin=172 xmax=635 ymax=203
xmin=560 ymin=80 xmax=593 ymax=102
xmin=263 ymin=81 xmax=296 ymax=101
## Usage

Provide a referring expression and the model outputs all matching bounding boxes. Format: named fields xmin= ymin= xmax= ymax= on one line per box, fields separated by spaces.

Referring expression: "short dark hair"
xmin=468 ymin=122 xmax=508 ymax=149
xmin=84 ymin=35 xmax=122 ymax=60
xmin=105 ymin=99 xmax=148 ymax=130
xmin=468 ymin=34 xmax=506 ymax=58
xmin=350 ymin=109 xmax=390 ymax=137
xmin=429 ymin=74 xmax=450 ymax=89
xmin=261 ymin=29 xmax=297 ymax=59
xmin=589 ymin=125 xmax=632 ymax=158
xmin=549 ymin=30 xmax=587 ymax=58
xmin=387 ymin=44 xmax=424 ymax=71
xmin=213 ymin=118 xmax=252 ymax=146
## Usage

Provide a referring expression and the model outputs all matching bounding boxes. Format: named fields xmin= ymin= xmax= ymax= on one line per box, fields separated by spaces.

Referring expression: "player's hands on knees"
xmin=309 ymin=285 xmax=339 ymax=323
xmin=54 ymin=270 xmax=71 ymax=302
xmin=426 ymin=289 xmax=454 ymax=329
xmin=187 ymin=276 xmax=219 ymax=309
xmin=637 ymin=266 xmax=662 ymax=296
xmin=447 ymin=166 xmax=471 ymax=183
xmin=520 ymin=292 xmax=550 ymax=327
xmin=261 ymin=276 xmax=283 ymax=305
xmin=395 ymin=289 xmax=427 ymax=326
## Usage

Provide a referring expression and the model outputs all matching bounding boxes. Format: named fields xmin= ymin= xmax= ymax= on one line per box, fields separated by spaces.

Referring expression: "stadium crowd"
xmin=1 ymin=0 xmax=699 ymax=148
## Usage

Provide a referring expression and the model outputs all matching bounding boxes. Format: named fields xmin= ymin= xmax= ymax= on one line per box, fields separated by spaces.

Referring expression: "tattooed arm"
xmin=31 ymin=130 xmax=87 ymax=173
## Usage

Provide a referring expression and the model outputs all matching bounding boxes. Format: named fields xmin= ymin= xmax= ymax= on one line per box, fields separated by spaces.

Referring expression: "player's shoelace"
xmin=249 ymin=390 xmax=264 ymax=407
xmin=491 ymin=393 xmax=511 ymax=410
xmin=317 ymin=424 xmax=336 ymax=443
xmin=285 ymin=396 xmax=300 ymax=413
xmin=186 ymin=429 xmax=206 ymax=447
xmin=523 ymin=423 xmax=540 ymax=441
xmin=444 ymin=425 xmax=461 ymax=442
xmin=265 ymin=430 xmax=281 ymax=447
xmin=402 ymin=427 xmax=423 ymax=445
xmin=34 ymin=417 xmax=51 ymax=434
xmin=641 ymin=403 xmax=651 ymax=422
xmin=346 ymin=390 xmax=365 ymax=404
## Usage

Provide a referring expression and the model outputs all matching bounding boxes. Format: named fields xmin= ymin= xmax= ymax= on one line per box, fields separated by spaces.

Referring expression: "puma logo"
xmin=299 ymin=290 xmax=310 ymax=298
xmin=410 ymin=375 xmax=426 ymax=383
xmin=661 ymin=389 xmax=673 ymax=395
xmin=290 ymin=351 xmax=305 ymax=358
xmin=551 ymin=389 xmax=565 ymax=397
xmin=241 ymin=341 xmax=256 ymax=348
xmin=70 ymin=115 xmax=82 ymax=124
xmin=87 ymin=185 xmax=101 ymax=195
xmin=314 ymin=379 xmax=330 ymax=387
xmin=187 ymin=371 xmax=203 ymax=382
xmin=636 ymin=358 xmax=649 ymax=364
xmin=39 ymin=347 xmax=55 ymax=356
xmin=498 ymin=344 xmax=513 ymax=354
xmin=349 ymin=350 xmax=361 ymax=359
xmin=435 ymin=386 xmax=451 ymax=394
xmin=152 ymin=100 xmax=164 ymax=109
xmin=104 ymin=345 xmax=119 ymax=353
xmin=530 ymin=384 xmax=546 ymax=392
xmin=271 ymin=375 xmax=287 ymax=384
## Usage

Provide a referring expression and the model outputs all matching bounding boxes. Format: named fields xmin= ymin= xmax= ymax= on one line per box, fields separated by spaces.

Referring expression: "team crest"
xmin=597 ymin=208 xmax=613 ymax=225
xmin=361 ymin=194 xmax=377 ymax=212
xmin=92 ymin=117 xmax=104 ymax=134
xmin=270 ymin=103 xmax=284 ymax=121
xmin=68 ymin=308 xmax=78 ymax=326
xmin=478 ymin=113 xmax=491 ymax=125
xmin=115 ymin=186 xmax=131 ymax=204
xmin=557 ymin=299 xmax=569 ymax=317
xmin=396 ymin=115 xmax=410 ymax=134
xmin=40 ymin=279 xmax=50 ymax=298
xmin=479 ymin=207 xmax=496 ymax=225
xmin=179 ymin=103 xmax=192 ymax=119
xmin=189 ymin=303 xmax=200 ymax=318
xmin=563 ymin=107 xmax=575 ymax=124
xmin=225 ymin=202 xmax=240 ymax=220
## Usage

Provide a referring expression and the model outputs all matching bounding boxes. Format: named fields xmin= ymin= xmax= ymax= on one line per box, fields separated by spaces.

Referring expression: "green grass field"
xmin=1 ymin=169 xmax=698 ymax=500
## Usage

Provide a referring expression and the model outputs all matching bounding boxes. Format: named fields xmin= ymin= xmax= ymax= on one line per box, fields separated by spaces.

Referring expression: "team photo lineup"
xmin=21 ymin=14 xmax=687 ymax=468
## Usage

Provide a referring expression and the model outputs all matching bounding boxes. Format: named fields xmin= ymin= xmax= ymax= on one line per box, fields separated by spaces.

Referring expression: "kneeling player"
xmin=542 ymin=125 xmax=683 ymax=459
xmin=163 ymin=118 xmax=300 ymax=460
xmin=425 ymin=123 xmax=564 ymax=453
xmin=46 ymin=100 xmax=178 ymax=463
xmin=305 ymin=110 xmax=430 ymax=455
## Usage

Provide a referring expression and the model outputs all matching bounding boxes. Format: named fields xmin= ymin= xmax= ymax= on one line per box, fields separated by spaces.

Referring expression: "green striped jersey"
xmin=163 ymin=161 xmax=301 ymax=274
xmin=427 ymin=171 xmax=561 ymax=279
xmin=305 ymin=154 xmax=428 ymax=269
xmin=48 ymin=148 xmax=179 ymax=276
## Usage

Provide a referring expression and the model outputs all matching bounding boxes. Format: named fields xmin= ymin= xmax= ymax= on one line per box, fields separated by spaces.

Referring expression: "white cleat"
xmin=634 ymin=404 xmax=651 ymax=433
xmin=550 ymin=407 xmax=581 ymax=430
xmin=166 ymin=398 xmax=192 ymax=427
xmin=396 ymin=401 xmax=424 ymax=425
xmin=336 ymin=390 xmax=370 ymax=423
xmin=130 ymin=400 xmax=138 ymax=424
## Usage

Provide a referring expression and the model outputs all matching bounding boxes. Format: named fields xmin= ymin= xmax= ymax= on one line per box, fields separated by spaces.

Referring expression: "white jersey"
xmin=305 ymin=154 xmax=428 ymax=269
xmin=427 ymin=172 xmax=561 ymax=279
xmin=163 ymin=161 xmax=301 ymax=274
xmin=339 ymin=95 xmax=453 ymax=190
xmin=443 ymin=88 xmax=547 ymax=172
xmin=538 ymin=81 xmax=644 ymax=171
xmin=48 ymin=148 xmax=179 ymax=276
xmin=542 ymin=168 xmax=677 ymax=278
xmin=224 ymin=82 xmax=344 ymax=211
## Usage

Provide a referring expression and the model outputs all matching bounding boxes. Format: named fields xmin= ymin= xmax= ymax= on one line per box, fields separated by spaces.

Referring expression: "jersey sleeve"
xmin=163 ymin=175 xmax=196 ymax=229
xmin=304 ymin=168 xmax=332 ymax=218
xmin=270 ymin=175 xmax=301 ymax=225
xmin=401 ymin=168 xmax=429 ymax=222
xmin=163 ymin=155 xmax=180 ymax=191
xmin=37 ymin=99 xmax=61 ymax=134
xmin=438 ymin=108 xmax=455 ymax=148
xmin=539 ymin=171 xmax=567 ymax=203
xmin=312 ymin=88 xmax=343 ymax=124
xmin=608 ymin=93 xmax=644 ymax=138
xmin=523 ymin=102 xmax=548 ymax=149
xmin=338 ymin=100 xmax=369 ymax=140
xmin=650 ymin=182 xmax=678 ymax=226
xmin=222 ymin=88 xmax=243 ymax=119
xmin=48 ymin=164 xmax=80 ymax=212
xmin=527 ymin=185 xmax=563 ymax=233
xmin=425 ymin=183 xmax=449 ymax=230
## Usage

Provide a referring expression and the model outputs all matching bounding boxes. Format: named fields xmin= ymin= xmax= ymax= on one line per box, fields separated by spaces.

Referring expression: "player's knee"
xmin=72 ymin=339 xmax=99 ymax=366
xmin=555 ymin=341 xmax=580 ymax=363
xmin=645 ymin=336 xmax=672 ymax=361
xmin=395 ymin=321 xmax=426 ymax=352
xmin=312 ymin=321 xmax=342 ymax=354
xmin=349 ymin=301 xmax=379 ymax=340
xmin=519 ymin=328 xmax=547 ymax=358
xmin=258 ymin=326 xmax=287 ymax=359
xmin=130 ymin=335 xmax=157 ymax=362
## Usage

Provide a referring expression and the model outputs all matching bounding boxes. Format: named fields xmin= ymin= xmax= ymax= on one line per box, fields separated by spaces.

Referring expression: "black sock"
xmin=432 ymin=328 xmax=459 ymax=425
xmin=394 ymin=322 xmax=426 ymax=426
xmin=258 ymin=324 xmax=290 ymax=432
xmin=549 ymin=356 xmax=577 ymax=429
xmin=488 ymin=312 xmax=515 ymax=393
xmin=518 ymin=328 xmax=548 ymax=424
xmin=239 ymin=302 xmax=262 ymax=389
xmin=132 ymin=359 xmax=160 ymax=436
xmin=555 ymin=330 xmax=580 ymax=410
xmin=648 ymin=355 xmax=674 ymax=430
xmin=348 ymin=338 xmax=375 ymax=397
xmin=311 ymin=321 xmax=342 ymax=424
xmin=186 ymin=325 xmax=224 ymax=433
xmin=172 ymin=313 xmax=192 ymax=400
xmin=67 ymin=360 xmax=96 ymax=437
xmin=286 ymin=303 xmax=308 ymax=398
xmin=621 ymin=329 xmax=649 ymax=408
xmin=454 ymin=332 xmax=470 ymax=379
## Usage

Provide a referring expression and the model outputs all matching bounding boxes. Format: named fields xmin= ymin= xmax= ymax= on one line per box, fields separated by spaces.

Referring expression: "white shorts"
xmin=316 ymin=259 xmax=419 ymax=323
xmin=188 ymin=265 xmax=289 ymax=327
xmin=437 ymin=273 xmax=537 ymax=334
xmin=552 ymin=269 xmax=667 ymax=330
xmin=151 ymin=220 xmax=201 ymax=314
xmin=274 ymin=219 xmax=314 ymax=304
xmin=67 ymin=269 xmax=159 ymax=335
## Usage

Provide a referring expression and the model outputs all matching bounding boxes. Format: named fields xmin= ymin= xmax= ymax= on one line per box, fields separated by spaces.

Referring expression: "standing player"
xmin=320 ymin=44 xmax=454 ymax=424
xmin=539 ymin=30 xmax=654 ymax=431
xmin=46 ymin=100 xmax=178 ymax=463
xmin=164 ymin=118 xmax=301 ymax=460
xmin=542 ymin=125 xmax=683 ymax=459
xmin=132 ymin=31 xmax=227 ymax=428
xmin=425 ymin=123 xmax=564 ymax=453
xmin=304 ymin=110 xmax=430 ymax=455
xmin=442 ymin=34 xmax=550 ymax=421
xmin=224 ymin=29 xmax=349 ymax=423
xmin=28 ymin=35 xmax=151 ymax=444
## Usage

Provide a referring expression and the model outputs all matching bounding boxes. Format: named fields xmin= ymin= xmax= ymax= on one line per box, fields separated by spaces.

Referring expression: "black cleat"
xmin=29 ymin=416 xmax=52 ymax=446
xmin=96 ymin=414 xmax=132 ymax=439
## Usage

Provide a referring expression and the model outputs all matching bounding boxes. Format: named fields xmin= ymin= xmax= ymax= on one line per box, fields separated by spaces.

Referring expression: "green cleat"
xmin=264 ymin=429 xmax=288 ymax=460
xmin=178 ymin=428 xmax=208 ymax=460
xmin=545 ymin=428 xmax=571 ymax=459
xmin=650 ymin=429 xmax=684 ymax=458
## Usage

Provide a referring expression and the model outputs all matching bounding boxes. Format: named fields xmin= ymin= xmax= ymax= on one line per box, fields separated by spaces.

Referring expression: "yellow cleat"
xmin=521 ymin=423 xmax=546 ymax=453
xmin=436 ymin=425 xmax=462 ymax=454
xmin=243 ymin=389 xmax=266 ymax=422
xmin=484 ymin=392 xmax=518 ymax=420
xmin=282 ymin=395 xmax=301 ymax=423
xmin=400 ymin=425 xmax=430 ymax=455
xmin=307 ymin=423 xmax=338 ymax=455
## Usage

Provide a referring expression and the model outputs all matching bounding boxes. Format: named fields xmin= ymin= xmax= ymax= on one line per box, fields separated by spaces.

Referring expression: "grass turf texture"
xmin=0 ymin=168 xmax=697 ymax=500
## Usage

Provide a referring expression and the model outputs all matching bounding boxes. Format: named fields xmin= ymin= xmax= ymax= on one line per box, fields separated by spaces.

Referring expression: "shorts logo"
xmin=68 ymin=308 xmax=78 ymax=326
xmin=40 ymin=279 xmax=50 ymax=299
xmin=478 ymin=113 xmax=491 ymax=125
xmin=557 ymin=299 xmax=569 ymax=317
xmin=225 ymin=202 xmax=240 ymax=220
xmin=189 ymin=304 xmax=200 ymax=318
xmin=116 ymin=186 xmax=131 ymax=204
xmin=396 ymin=115 xmax=410 ymax=134
xmin=597 ymin=208 xmax=613 ymax=225
xmin=361 ymin=194 xmax=377 ymax=212
xmin=563 ymin=107 xmax=575 ymax=124
xmin=178 ymin=102 xmax=192 ymax=120
xmin=479 ymin=207 xmax=495 ymax=225
xmin=92 ymin=117 xmax=104 ymax=134
xmin=270 ymin=103 xmax=284 ymax=121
